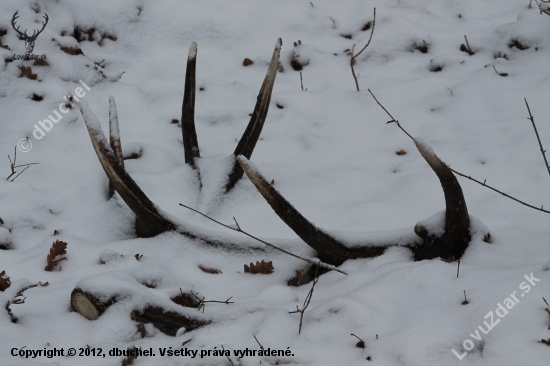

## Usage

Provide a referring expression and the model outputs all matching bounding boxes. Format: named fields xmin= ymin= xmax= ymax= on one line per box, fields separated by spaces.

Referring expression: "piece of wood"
xmin=70 ymin=288 xmax=210 ymax=336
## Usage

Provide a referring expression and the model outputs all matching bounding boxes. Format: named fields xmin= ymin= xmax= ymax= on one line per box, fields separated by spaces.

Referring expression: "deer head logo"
xmin=11 ymin=11 xmax=49 ymax=54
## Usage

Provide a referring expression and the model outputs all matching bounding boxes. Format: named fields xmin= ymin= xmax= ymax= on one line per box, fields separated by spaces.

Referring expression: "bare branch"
xmin=225 ymin=38 xmax=282 ymax=193
xmin=182 ymin=42 xmax=200 ymax=168
xmin=350 ymin=8 xmax=376 ymax=91
xmin=289 ymin=264 xmax=319 ymax=334
xmin=6 ymin=146 xmax=38 ymax=182
xmin=368 ymin=89 xmax=413 ymax=139
xmin=525 ymin=98 xmax=550 ymax=181
xmin=178 ymin=203 xmax=346 ymax=275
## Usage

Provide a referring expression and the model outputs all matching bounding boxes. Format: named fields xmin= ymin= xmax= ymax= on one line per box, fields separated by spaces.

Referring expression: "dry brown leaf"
xmin=198 ymin=265 xmax=221 ymax=274
xmin=243 ymin=58 xmax=253 ymax=66
xmin=19 ymin=66 xmax=37 ymax=80
xmin=0 ymin=270 xmax=11 ymax=291
xmin=45 ymin=240 xmax=68 ymax=271
xmin=244 ymin=260 xmax=274 ymax=274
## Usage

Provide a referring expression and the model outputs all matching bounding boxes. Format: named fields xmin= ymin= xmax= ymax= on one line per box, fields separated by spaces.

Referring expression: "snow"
xmin=1 ymin=0 xmax=550 ymax=365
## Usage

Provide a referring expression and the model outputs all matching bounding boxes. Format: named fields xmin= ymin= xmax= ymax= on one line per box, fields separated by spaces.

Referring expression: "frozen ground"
xmin=1 ymin=0 xmax=550 ymax=365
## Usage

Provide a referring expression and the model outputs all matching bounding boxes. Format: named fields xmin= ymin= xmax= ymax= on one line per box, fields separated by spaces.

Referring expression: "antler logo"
xmin=11 ymin=11 xmax=49 ymax=54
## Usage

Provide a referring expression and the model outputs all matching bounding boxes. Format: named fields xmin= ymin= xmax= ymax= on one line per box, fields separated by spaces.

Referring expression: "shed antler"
xmin=76 ymin=38 xmax=480 ymax=269
xmin=237 ymin=137 xmax=472 ymax=265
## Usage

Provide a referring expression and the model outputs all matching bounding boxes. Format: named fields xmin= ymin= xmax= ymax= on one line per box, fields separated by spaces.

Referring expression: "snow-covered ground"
xmin=1 ymin=0 xmax=550 ymax=365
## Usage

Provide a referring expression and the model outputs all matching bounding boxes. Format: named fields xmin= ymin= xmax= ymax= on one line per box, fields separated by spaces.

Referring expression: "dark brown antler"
xmin=181 ymin=42 xmax=200 ymax=168
xmin=237 ymin=137 xmax=473 ymax=265
xmin=108 ymin=96 xmax=124 ymax=198
xmin=76 ymin=98 xmax=272 ymax=253
xmin=224 ymin=38 xmax=282 ymax=193
xmin=77 ymin=99 xmax=176 ymax=238
xmin=411 ymin=138 xmax=470 ymax=260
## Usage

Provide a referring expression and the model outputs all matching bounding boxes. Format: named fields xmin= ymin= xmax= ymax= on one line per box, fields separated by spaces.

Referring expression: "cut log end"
xmin=70 ymin=288 xmax=109 ymax=320
xmin=70 ymin=287 xmax=210 ymax=336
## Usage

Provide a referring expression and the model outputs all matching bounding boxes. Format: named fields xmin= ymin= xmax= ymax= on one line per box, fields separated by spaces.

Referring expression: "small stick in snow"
xmin=289 ymin=264 xmax=320 ymax=334
xmin=525 ymin=98 xmax=550 ymax=182
xmin=462 ymin=290 xmax=469 ymax=305
xmin=350 ymin=8 xmax=376 ymax=91
xmin=221 ymin=346 xmax=235 ymax=366
xmin=253 ymin=335 xmax=265 ymax=352
xmin=543 ymin=297 xmax=550 ymax=316
xmin=300 ymin=71 xmax=307 ymax=91
xmin=461 ymin=35 xmax=475 ymax=55
xmin=492 ymin=65 xmax=508 ymax=77
xmin=179 ymin=203 xmax=347 ymax=275
xmin=456 ymin=259 xmax=460 ymax=278
xmin=368 ymin=89 xmax=550 ymax=216
xmin=6 ymin=146 xmax=38 ymax=182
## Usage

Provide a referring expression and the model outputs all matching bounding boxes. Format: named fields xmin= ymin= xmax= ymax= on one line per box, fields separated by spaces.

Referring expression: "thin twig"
xmin=368 ymin=90 xmax=550 ymax=215
xmin=188 ymin=291 xmax=233 ymax=313
xmin=463 ymin=35 xmax=474 ymax=55
xmin=525 ymin=98 xmax=550 ymax=181
xmin=253 ymin=335 xmax=265 ymax=351
xmin=6 ymin=146 xmax=38 ymax=181
xmin=368 ymin=89 xmax=413 ymax=139
xmin=350 ymin=8 xmax=376 ymax=91
xmin=492 ymin=65 xmax=508 ymax=77
xmin=179 ymin=204 xmax=347 ymax=275
xmin=289 ymin=264 xmax=320 ymax=334
xmin=300 ymin=71 xmax=305 ymax=91
xmin=221 ymin=346 xmax=235 ymax=366
xmin=456 ymin=259 xmax=460 ymax=278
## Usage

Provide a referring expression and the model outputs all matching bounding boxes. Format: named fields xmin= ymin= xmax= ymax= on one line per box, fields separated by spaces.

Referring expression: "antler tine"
xmin=412 ymin=139 xmax=470 ymax=261
xmin=76 ymin=98 xmax=267 ymax=251
xmin=224 ymin=38 xmax=282 ymax=193
xmin=76 ymin=98 xmax=176 ymax=237
xmin=108 ymin=96 xmax=124 ymax=198
xmin=181 ymin=42 xmax=200 ymax=168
